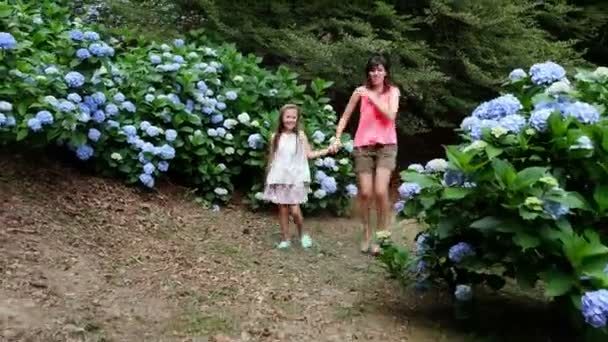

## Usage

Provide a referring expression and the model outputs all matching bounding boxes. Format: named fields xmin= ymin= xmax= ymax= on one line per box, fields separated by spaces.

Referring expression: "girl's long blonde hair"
xmin=270 ymin=104 xmax=302 ymax=155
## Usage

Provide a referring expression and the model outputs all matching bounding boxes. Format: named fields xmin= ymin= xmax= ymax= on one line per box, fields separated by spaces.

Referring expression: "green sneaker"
xmin=277 ymin=240 xmax=291 ymax=249
xmin=301 ymin=234 xmax=313 ymax=249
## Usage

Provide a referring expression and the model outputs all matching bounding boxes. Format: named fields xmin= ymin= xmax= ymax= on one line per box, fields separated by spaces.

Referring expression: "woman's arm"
xmin=335 ymin=89 xmax=362 ymax=141
xmin=364 ymin=86 xmax=400 ymax=120
xmin=301 ymin=132 xmax=329 ymax=160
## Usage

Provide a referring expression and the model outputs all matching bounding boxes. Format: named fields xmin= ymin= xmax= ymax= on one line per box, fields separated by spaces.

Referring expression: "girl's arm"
xmin=362 ymin=86 xmax=400 ymax=120
xmin=300 ymin=131 xmax=329 ymax=160
xmin=265 ymin=133 xmax=276 ymax=177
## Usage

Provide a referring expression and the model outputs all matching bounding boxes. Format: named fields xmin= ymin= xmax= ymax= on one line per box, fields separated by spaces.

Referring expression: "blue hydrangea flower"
xmin=312 ymin=130 xmax=325 ymax=144
xmin=248 ymin=133 xmax=263 ymax=149
xmin=345 ymin=184 xmax=358 ymax=197
xmin=407 ymin=163 xmax=424 ymax=173
xmin=5 ymin=116 xmax=15 ymax=126
xmin=322 ymin=157 xmax=336 ymax=169
xmin=216 ymin=127 xmax=226 ymax=137
xmin=88 ymin=128 xmax=101 ymax=142
xmin=315 ymin=170 xmax=327 ymax=183
xmin=146 ymin=126 xmax=161 ymax=137
xmin=156 ymin=63 xmax=181 ymax=72
xmin=207 ymin=128 xmax=218 ymax=137
xmin=113 ymin=92 xmax=125 ymax=103
xmin=563 ymin=101 xmax=600 ymax=124
xmin=202 ymin=106 xmax=214 ymax=115
xmin=398 ymin=182 xmax=421 ymax=198
xmin=69 ymin=30 xmax=84 ymax=42
xmin=321 ymin=176 xmax=337 ymax=194
xmin=543 ymin=200 xmax=569 ymax=219
xmin=173 ymin=55 xmax=185 ymax=64
xmin=92 ymin=110 xmax=106 ymax=123
xmin=581 ymin=289 xmax=608 ymax=328
xmin=79 ymin=103 xmax=92 ymax=114
xmin=83 ymin=96 xmax=97 ymax=110
xmin=443 ymin=169 xmax=465 ymax=187
xmin=64 ymin=71 xmax=85 ymax=88
xmin=139 ymin=173 xmax=155 ymax=188
xmin=78 ymin=112 xmax=90 ymax=123
xmin=472 ymin=94 xmax=522 ymax=120
xmin=393 ymin=200 xmax=405 ymax=213
xmin=415 ymin=233 xmax=430 ymax=255
xmin=454 ymin=285 xmax=473 ymax=301
xmin=83 ymin=31 xmax=100 ymax=41
xmin=165 ymin=129 xmax=177 ymax=142
xmin=167 ymin=93 xmax=181 ymax=105
xmin=58 ymin=100 xmax=76 ymax=112
xmin=105 ymin=103 xmax=119 ymax=117
xmin=141 ymin=142 xmax=154 ymax=154
xmin=211 ymin=114 xmax=224 ymax=124
xmin=92 ymin=92 xmax=106 ymax=105
xmin=571 ymin=135 xmax=594 ymax=150
xmin=0 ymin=113 xmax=5 ymax=126
xmin=186 ymin=99 xmax=194 ymax=113
xmin=27 ymin=118 xmax=42 ymax=131
xmin=145 ymin=94 xmax=155 ymax=102
xmin=216 ymin=102 xmax=226 ymax=111
xmin=67 ymin=93 xmax=82 ymax=103
xmin=76 ymin=144 xmax=94 ymax=160
xmin=508 ymin=68 xmax=527 ymax=81
xmin=122 ymin=125 xmax=137 ymax=137
xmin=76 ymin=48 xmax=91 ymax=60
xmin=35 ymin=110 xmax=53 ymax=125
xmin=121 ymin=101 xmax=136 ymax=113
xmin=225 ymin=91 xmax=238 ymax=100
xmin=143 ymin=162 xmax=155 ymax=175
xmin=139 ymin=121 xmax=151 ymax=131
xmin=448 ymin=242 xmax=475 ymax=263
xmin=150 ymin=55 xmax=161 ymax=64
xmin=158 ymin=161 xmax=169 ymax=172
xmin=44 ymin=66 xmax=59 ymax=75
xmin=460 ymin=116 xmax=481 ymax=132
xmin=498 ymin=114 xmax=526 ymax=134
xmin=106 ymin=120 xmax=119 ymax=128
xmin=197 ymin=81 xmax=208 ymax=92
xmin=529 ymin=61 xmax=566 ymax=85
xmin=88 ymin=43 xmax=107 ymax=56
xmin=529 ymin=108 xmax=552 ymax=132
xmin=470 ymin=119 xmax=499 ymax=140
xmin=159 ymin=144 xmax=175 ymax=159
xmin=0 ymin=32 xmax=17 ymax=50
xmin=174 ymin=38 xmax=185 ymax=47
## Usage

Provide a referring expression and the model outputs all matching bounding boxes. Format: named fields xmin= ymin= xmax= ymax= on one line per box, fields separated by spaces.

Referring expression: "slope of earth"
xmin=0 ymin=150 xmax=571 ymax=342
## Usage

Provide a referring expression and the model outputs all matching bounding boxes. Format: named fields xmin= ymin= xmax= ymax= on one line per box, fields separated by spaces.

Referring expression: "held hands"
xmin=327 ymin=138 xmax=342 ymax=155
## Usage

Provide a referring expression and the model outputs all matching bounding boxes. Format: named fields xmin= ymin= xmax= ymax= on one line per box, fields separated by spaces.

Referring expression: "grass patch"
xmin=177 ymin=310 xmax=239 ymax=337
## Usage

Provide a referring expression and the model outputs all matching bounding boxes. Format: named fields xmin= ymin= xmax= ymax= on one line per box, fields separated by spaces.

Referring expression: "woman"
xmin=331 ymin=54 xmax=400 ymax=254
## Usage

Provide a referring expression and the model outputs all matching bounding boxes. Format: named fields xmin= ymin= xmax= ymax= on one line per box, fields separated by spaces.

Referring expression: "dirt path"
xmin=0 ymin=152 xmax=566 ymax=342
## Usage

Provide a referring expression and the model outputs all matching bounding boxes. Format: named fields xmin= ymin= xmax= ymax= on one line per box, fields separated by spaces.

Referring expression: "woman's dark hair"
xmin=365 ymin=54 xmax=393 ymax=93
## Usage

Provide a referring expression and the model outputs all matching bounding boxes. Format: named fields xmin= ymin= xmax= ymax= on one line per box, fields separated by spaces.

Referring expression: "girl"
xmin=262 ymin=104 xmax=333 ymax=249
xmin=331 ymin=54 xmax=401 ymax=255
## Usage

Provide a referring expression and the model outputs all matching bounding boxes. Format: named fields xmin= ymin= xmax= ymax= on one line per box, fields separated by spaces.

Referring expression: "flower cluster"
xmin=448 ymin=242 xmax=475 ymax=263
xmin=581 ymin=290 xmax=608 ymax=328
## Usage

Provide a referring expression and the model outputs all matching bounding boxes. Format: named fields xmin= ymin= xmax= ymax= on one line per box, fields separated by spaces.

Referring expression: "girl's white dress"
xmin=262 ymin=132 xmax=311 ymax=204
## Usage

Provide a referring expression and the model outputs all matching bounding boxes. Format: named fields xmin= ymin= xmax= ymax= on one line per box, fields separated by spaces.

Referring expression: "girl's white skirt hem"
xmin=262 ymin=183 xmax=309 ymax=205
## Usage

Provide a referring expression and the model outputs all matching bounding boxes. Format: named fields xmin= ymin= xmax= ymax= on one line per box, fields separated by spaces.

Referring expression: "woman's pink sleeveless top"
xmin=353 ymin=88 xmax=398 ymax=147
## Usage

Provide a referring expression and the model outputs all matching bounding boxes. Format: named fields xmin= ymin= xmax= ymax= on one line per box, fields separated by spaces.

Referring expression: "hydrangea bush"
xmin=379 ymin=62 xmax=608 ymax=338
xmin=0 ymin=0 xmax=356 ymax=213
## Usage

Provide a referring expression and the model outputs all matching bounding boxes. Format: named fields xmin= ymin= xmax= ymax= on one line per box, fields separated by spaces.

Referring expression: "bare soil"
xmin=0 ymin=151 xmax=569 ymax=342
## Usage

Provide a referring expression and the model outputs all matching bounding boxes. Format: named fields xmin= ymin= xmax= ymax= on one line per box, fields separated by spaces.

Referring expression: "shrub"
xmin=0 ymin=0 xmax=357 ymax=213
xmin=381 ymin=62 xmax=608 ymax=338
